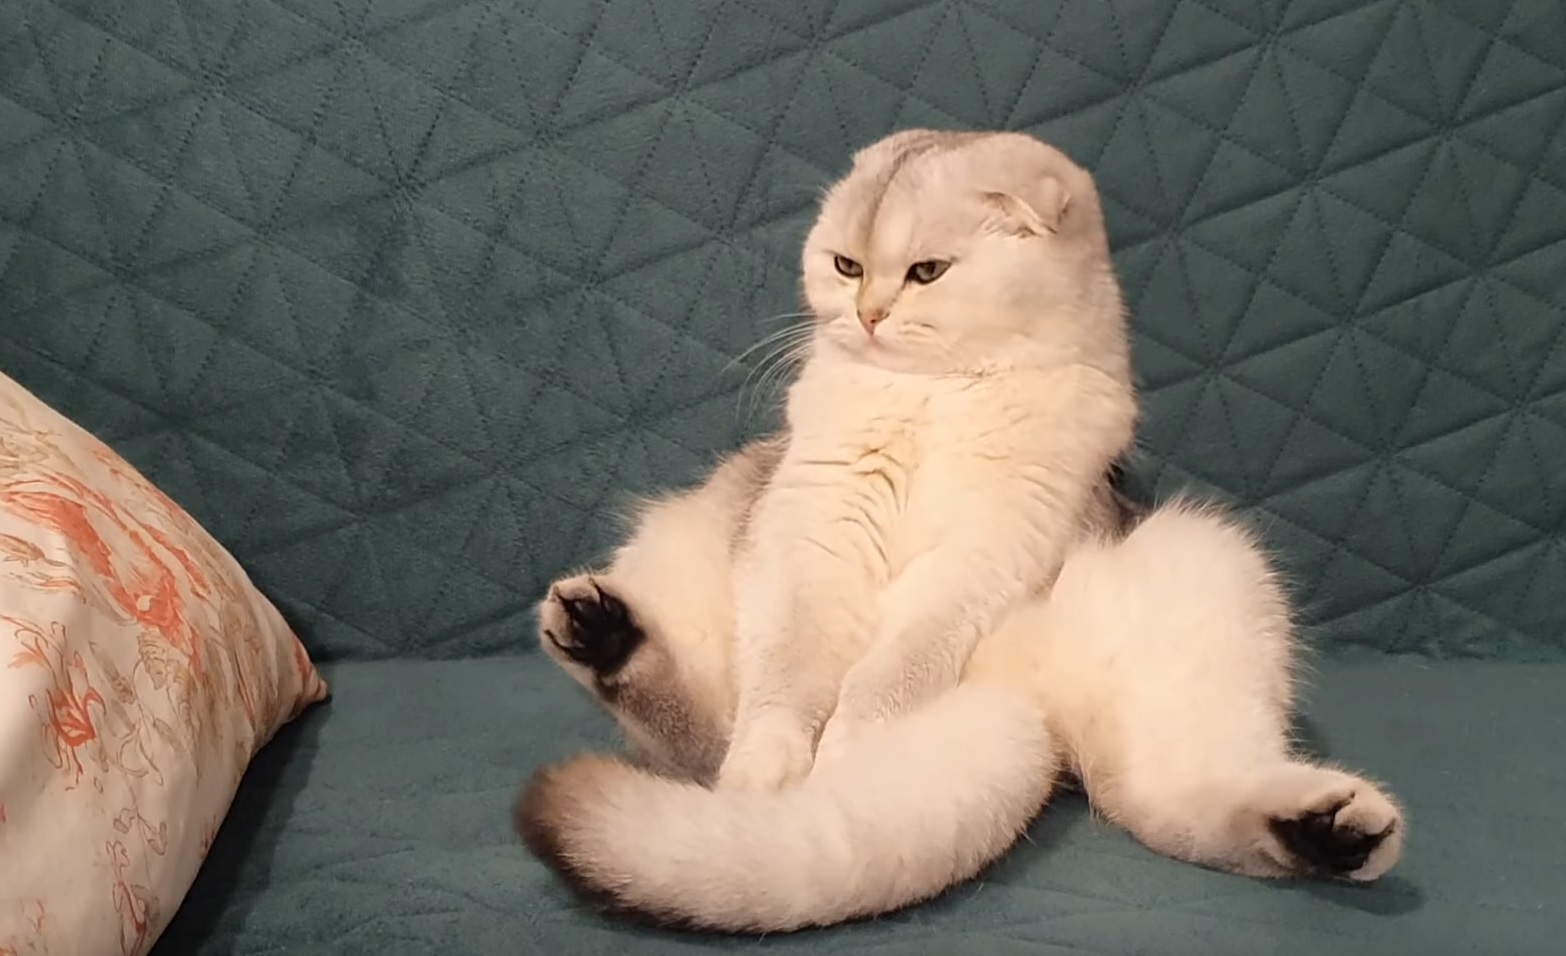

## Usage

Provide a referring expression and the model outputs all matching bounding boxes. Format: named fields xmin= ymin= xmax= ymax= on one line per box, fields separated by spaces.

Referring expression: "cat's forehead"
xmin=819 ymin=130 xmax=1095 ymax=250
xmin=841 ymin=131 xmax=977 ymax=204
xmin=850 ymin=129 xmax=977 ymax=174
xmin=821 ymin=135 xmax=968 ymax=238
xmin=876 ymin=133 xmax=1082 ymax=194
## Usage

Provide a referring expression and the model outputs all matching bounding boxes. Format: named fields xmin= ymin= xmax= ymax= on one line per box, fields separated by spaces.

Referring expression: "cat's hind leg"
xmin=535 ymin=440 xmax=781 ymax=782
xmin=1032 ymin=502 xmax=1404 ymax=882
xmin=538 ymin=573 xmax=728 ymax=782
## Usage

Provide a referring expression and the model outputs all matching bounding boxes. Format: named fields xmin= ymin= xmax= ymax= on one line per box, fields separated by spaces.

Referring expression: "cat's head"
xmin=801 ymin=130 xmax=1127 ymax=376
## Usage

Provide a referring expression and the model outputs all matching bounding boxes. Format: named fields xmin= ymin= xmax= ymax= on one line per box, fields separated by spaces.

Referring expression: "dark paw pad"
xmin=546 ymin=582 xmax=645 ymax=678
xmin=1268 ymin=799 xmax=1394 ymax=877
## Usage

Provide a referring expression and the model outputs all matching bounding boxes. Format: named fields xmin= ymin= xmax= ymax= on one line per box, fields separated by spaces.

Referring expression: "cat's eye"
xmin=833 ymin=255 xmax=864 ymax=279
xmin=906 ymin=260 xmax=951 ymax=284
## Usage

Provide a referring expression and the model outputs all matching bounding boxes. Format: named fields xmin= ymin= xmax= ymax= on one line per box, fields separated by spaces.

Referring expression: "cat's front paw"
xmin=717 ymin=717 xmax=814 ymax=791
xmin=811 ymin=714 xmax=871 ymax=776
xmin=1262 ymin=774 xmax=1403 ymax=881
xmin=538 ymin=575 xmax=645 ymax=682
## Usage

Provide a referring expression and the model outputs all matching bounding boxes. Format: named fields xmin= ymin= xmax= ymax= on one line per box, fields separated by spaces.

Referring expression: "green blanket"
xmin=3 ymin=0 xmax=1565 ymax=953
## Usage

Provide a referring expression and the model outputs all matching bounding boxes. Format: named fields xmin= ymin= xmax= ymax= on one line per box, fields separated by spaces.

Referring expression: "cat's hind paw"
xmin=538 ymin=576 xmax=645 ymax=682
xmin=1264 ymin=777 xmax=1403 ymax=882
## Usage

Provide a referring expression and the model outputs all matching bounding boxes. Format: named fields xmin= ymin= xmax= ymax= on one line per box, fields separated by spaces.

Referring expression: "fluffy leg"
xmin=523 ymin=554 xmax=1062 ymax=933
xmin=538 ymin=575 xmax=729 ymax=782
xmin=718 ymin=546 xmax=877 ymax=791
xmin=536 ymin=443 xmax=780 ymax=781
xmin=717 ymin=474 xmax=889 ymax=792
xmin=1028 ymin=503 xmax=1404 ymax=881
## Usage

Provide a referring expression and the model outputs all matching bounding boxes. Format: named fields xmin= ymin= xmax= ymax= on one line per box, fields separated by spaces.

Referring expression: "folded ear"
xmin=983 ymin=176 xmax=1071 ymax=236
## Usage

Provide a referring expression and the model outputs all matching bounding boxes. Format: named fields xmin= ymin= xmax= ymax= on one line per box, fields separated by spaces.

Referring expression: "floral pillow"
xmin=0 ymin=371 xmax=329 ymax=956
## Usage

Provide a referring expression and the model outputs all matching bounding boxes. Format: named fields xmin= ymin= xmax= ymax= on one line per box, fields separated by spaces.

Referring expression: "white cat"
xmin=716 ymin=129 xmax=1139 ymax=792
xmin=516 ymin=130 xmax=1404 ymax=932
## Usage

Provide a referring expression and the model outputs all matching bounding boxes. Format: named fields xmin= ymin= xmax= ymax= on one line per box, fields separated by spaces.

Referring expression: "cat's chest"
xmin=785 ymin=368 xmax=933 ymax=471
xmin=780 ymin=369 xmax=1002 ymax=532
xmin=788 ymin=367 xmax=1015 ymax=458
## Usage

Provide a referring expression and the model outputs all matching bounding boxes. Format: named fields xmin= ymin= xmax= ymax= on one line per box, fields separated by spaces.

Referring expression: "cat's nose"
xmin=858 ymin=308 xmax=888 ymax=335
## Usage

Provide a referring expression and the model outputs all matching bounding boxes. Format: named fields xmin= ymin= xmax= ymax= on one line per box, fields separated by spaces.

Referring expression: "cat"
xmin=709 ymin=128 xmax=1140 ymax=792
xmin=515 ymin=130 xmax=1404 ymax=932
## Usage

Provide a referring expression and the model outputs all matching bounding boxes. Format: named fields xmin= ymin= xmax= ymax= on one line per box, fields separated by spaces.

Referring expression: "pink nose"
xmin=858 ymin=308 xmax=887 ymax=335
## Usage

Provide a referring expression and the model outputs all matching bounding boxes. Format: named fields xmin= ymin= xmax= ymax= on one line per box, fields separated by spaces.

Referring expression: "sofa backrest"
xmin=3 ymin=0 xmax=1563 ymax=662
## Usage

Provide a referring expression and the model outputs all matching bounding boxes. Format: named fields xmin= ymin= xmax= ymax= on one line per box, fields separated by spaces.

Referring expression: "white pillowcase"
xmin=0 ymin=371 xmax=329 ymax=955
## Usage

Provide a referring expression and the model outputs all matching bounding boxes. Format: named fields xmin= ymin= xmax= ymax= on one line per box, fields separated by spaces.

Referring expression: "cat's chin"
xmin=852 ymin=348 xmax=950 ymax=376
xmin=865 ymin=352 xmax=950 ymax=375
xmin=818 ymin=333 xmax=955 ymax=376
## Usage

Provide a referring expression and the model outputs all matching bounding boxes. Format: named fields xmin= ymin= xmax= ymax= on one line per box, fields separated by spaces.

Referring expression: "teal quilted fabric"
xmin=3 ymin=0 xmax=1564 ymax=663
xmin=5 ymin=2 xmax=1566 ymax=955
xmin=154 ymin=653 xmax=1566 ymax=955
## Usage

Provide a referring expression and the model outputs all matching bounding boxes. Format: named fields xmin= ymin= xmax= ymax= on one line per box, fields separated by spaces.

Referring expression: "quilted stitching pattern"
xmin=1 ymin=0 xmax=1564 ymax=661
xmin=153 ymin=655 xmax=1566 ymax=954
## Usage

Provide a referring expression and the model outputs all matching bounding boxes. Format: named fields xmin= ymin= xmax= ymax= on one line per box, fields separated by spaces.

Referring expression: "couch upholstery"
xmin=2 ymin=0 xmax=1563 ymax=952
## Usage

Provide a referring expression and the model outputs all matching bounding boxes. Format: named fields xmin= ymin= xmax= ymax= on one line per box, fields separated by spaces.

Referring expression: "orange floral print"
xmin=197 ymin=815 xmax=220 ymax=858
xmin=1 ymin=478 xmax=204 ymax=669
xmin=0 ymin=901 xmax=49 ymax=955
xmin=108 ymin=841 xmax=156 ymax=956
xmin=0 ymin=370 xmax=327 ymax=956
xmin=8 ymin=618 xmax=107 ymax=787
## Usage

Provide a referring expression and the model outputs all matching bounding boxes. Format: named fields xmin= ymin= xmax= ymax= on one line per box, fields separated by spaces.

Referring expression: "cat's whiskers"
xmin=744 ymin=338 xmax=814 ymax=419
xmin=732 ymin=324 xmax=817 ymax=424
xmin=724 ymin=320 xmax=816 ymax=375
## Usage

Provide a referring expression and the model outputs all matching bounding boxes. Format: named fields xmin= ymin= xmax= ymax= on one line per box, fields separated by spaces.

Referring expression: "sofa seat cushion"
xmin=155 ymin=654 xmax=1566 ymax=955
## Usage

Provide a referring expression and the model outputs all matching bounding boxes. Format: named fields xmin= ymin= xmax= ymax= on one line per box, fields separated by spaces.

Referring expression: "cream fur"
xmin=721 ymin=129 xmax=1137 ymax=791
xmin=525 ymin=490 xmax=1404 ymax=932
xmin=517 ymin=130 xmax=1405 ymax=933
